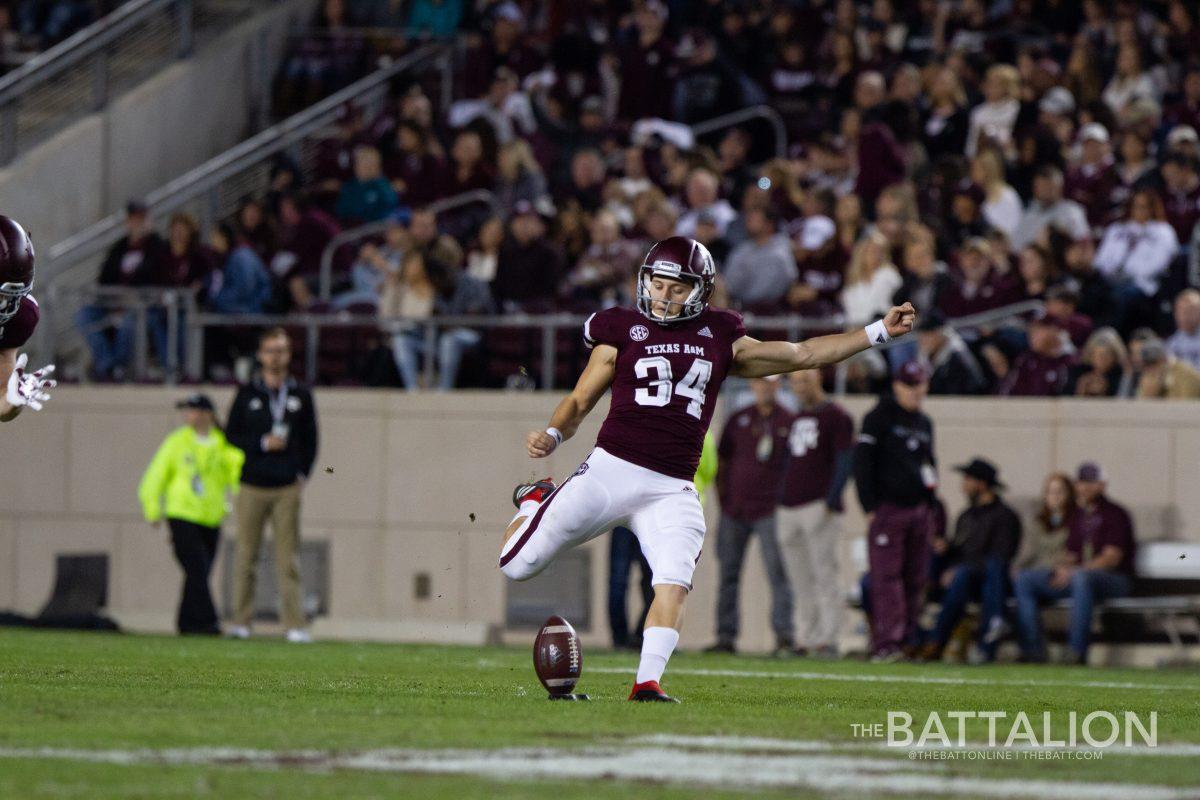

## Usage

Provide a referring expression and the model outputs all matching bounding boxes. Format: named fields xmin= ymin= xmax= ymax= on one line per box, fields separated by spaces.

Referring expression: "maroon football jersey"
xmin=0 ymin=295 xmax=39 ymax=349
xmin=779 ymin=401 xmax=855 ymax=507
xmin=585 ymin=305 xmax=746 ymax=480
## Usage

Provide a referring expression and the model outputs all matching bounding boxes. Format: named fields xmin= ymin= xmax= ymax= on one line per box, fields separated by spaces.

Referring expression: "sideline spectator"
xmin=138 ymin=394 xmax=244 ymax=635
xmin=224 ymin=328 xmax=319 ymax=644
xmin=1014 ymin=462 xmax=1135 ymax=664
xmin=854 ymin=361 xmax=940 ymax=662
xmin=777 ymin=370 xmax=854 ymax=658
xmin=917 ymin=458 xmax=1021 ymax=663
xmin=710 ymin=376 xmax=795 ymax=656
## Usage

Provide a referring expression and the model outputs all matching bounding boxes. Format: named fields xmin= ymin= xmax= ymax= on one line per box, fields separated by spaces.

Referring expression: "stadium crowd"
xmin=77 ymin=0 xmax=1200 ymax=397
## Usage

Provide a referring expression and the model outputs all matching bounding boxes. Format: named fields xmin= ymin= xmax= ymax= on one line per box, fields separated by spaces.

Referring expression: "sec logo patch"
xmin=630 ymin=325 xmax=650 ymax=341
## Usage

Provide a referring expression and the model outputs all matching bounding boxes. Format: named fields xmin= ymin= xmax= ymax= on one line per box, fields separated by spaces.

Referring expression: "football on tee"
xmin=533 ymin=615 xmax=587 ymax=700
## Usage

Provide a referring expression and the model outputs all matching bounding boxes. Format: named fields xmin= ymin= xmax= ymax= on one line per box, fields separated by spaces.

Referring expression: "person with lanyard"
xmin=709 ymin=375 xmax=796 ymax=657
xmin=224 ymin=327 xmax=319 ymax=643
xmin=138 ymin=394 xmax=244 ymax=635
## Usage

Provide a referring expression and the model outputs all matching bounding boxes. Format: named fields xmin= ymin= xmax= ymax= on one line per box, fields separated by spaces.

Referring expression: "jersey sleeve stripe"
xmin=583 ymin=312 xmax=596 ymax=347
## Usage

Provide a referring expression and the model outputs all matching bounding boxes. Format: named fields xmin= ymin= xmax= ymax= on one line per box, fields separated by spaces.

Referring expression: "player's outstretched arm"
xmin=0 ymin=350 xmax=56 ymax=422
xmin=730 ymin=303 xmax=916 ymax=378
xmin=526 ymin=343 xmax=617 ymax=458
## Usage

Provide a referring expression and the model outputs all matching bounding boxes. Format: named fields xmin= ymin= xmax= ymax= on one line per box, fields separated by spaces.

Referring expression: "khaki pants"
xmin=777 ymin=500 xmax=842 ymax=650
xmin=234 ymin=482 xmax=303 ymax=629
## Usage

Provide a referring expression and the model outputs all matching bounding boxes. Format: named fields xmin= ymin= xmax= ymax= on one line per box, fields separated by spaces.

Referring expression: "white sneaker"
xmin=285 ymin=629 xmax=312 ymax=644
xmin=227 ymin=625 xmax=250 ymax=640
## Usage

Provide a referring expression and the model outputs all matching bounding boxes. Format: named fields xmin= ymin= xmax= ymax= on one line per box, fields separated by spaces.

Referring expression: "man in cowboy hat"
xmin=916 ymin=457 xmax=1021 ymax=663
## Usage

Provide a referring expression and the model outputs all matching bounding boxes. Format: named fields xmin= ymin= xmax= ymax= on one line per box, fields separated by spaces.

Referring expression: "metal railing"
xmin=0 ymin=0 xmax=273 ymax=165
xmin=47 ymin=284 xmax=188 ymax=383
xmin=47 ymin=283 xmax=1049 ymax=391
xmin=690 ymin=105 xmax=788 ymax=160
xmin=316 ymin=189 xmax=502 ymax=300
xmin=39 ymin=42 xmax=449 ymax=367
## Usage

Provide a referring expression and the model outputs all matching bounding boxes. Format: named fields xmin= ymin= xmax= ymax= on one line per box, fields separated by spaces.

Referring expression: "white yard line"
xmin=638 ymin=733 xmax=1200 ymax=757
xmin=0 ymin=744 xmax=1196 ymax=798
xmin=586 ymin=665 xmax=1198 ymax=692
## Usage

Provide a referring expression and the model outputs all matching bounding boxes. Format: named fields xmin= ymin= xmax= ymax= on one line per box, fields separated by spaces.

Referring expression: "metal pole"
xmin=187 ymin=310 xmax=203 ymax=381
xmin=165 ymin=290 xmax=179 ymax=385
xmin=305 ymin=321 xmax=319 ymax=383
xmin=540 ymin=322 xmax=555 ymax=390
xmin=133 ymin=302 xmax=148 ymax=380
xmin=91 ymin=49 xmax=108 ymax=112
xmin=0 ymin=102 xmax=16 ymax=166
xmin=833 ymin=362 xmax=848 ymax=397
xmin=176 ymin=0 xmax=194 ymax=59
xmin=423 ymin=320 xmax=437 ymax=389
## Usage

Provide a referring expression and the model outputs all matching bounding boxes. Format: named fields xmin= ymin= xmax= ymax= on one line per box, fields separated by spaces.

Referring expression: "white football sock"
xmin=635 ymin=626 xmax=680 ymax=685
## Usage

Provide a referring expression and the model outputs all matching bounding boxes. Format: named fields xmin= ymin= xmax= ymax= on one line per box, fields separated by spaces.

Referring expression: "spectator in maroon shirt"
xmin=442 ymin=129 xmax=496 ymax=197
xmin=1065 ymin=123 xmax=1119 ymax=229
xmin=613 ymin=0 xmax=674 ymax=122
xmin=382 ymin=120 xmax=444 ymax=207
xmin=1159 ymin=153 xmax=1200 ymax=244
xmin=851 ymin=72 xmax=906 ymax=210
xmin=1043 ymin=284 xmax=1095 ymax=349
xmin=273 ymin=194 xmax=342 ymax=310
xmin=460 ymin=2 xmax=544 ymax=99
xmin=492 ymin=200 xmax=562 ymax=312
xmin=940 ymin=238 xmax=1021 ymax=319
xmin=997 ymin=314 xmax=1074 ymax=397
xmin=777 ymin=369 xmax=854 ymax=656
xmin=1014 ymin=461 xmax=1135 ymax=664
xmin=1164 ymin=67 xmax=1200 ymax=134
xmin=710 ymin=376 xmax=796 ymax=655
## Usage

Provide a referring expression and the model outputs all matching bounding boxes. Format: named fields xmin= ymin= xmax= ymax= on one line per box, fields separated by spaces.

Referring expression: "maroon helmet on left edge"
xmin=0 ymin=215 xmax=34 ymax=325
xmin=636 ymin=235 xmax=716 ymax=323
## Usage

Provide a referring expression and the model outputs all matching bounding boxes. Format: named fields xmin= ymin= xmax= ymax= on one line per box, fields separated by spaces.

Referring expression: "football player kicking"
xmin=0 ymin=215 xmax=55 ymax=423
xmin=499 ymin=235 xmax=915 ymax=702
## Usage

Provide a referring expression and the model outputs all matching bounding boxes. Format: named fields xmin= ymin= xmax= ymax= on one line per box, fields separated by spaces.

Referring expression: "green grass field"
xmin=2 ymin=629 xmax=1198 ymax=799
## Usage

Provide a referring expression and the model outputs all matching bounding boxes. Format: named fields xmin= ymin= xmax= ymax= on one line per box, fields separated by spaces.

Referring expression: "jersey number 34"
xmin=633 ymin=357 xmax=713 ymax=419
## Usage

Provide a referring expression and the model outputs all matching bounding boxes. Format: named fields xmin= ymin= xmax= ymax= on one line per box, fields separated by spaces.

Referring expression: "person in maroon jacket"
xmin=1064 ymin=124 xmax=1119 ymax=229
xmin=938 ymin=238 xmax=1021 ymax=319
xmin=1014 ymin=462 xmax=1136 ymax=664
xmin=997 ymin=314 xmax=1075 ymax=396
xmin=777 ymin=369 xmax=854 ymax=657
xmin=1160 ymin=153 xmax=1200 ymax=244
xmin=708 ymin=375 xmax=796 ymax=656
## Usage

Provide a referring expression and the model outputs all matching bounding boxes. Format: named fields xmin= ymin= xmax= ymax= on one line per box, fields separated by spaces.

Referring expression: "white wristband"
xmin=865 ymin=319 xmax=890 ymax=347
xmin=545 ymin=427 xmax=563 ymax=448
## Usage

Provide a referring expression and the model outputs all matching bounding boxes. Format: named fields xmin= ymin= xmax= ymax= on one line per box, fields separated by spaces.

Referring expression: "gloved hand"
xmin=6 ymin=353 xmax=55 ymax=411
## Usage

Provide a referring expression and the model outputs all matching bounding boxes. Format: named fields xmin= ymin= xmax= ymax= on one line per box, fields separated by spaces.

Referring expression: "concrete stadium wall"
xmin=1 ymin=387 xmax=1195 ymax=655
xmin=0 ymin=0 xmax=316 ymax=249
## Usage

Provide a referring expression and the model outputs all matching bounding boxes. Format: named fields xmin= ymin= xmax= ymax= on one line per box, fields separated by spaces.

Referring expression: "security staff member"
xmin=138 ymin=394 xmax=244 ymax=635
xmin=854 ymin=360 xmax=940 ymax=662
xmin=225 ymin=327 xmax=318 ymax=642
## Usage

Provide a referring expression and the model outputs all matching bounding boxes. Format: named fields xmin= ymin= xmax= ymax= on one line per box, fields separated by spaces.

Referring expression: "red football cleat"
xmin=628 ymin=680 xmax=679 ymax=703
xmin=512 ymin=477 xmax=556 ymax=509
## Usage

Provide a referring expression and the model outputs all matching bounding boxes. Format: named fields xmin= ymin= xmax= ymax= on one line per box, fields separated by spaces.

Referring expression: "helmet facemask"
xmin=0 ymin=280 xmax=30 ymax=325
xmin=636 ymin=263 xmax=707 ymax=323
